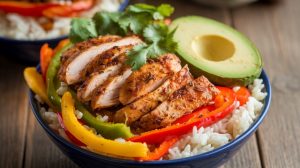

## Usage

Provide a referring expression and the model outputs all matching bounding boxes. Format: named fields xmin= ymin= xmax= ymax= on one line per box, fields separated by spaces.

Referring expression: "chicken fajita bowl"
xmin=24 ymin=3 xmax=271 ymax=167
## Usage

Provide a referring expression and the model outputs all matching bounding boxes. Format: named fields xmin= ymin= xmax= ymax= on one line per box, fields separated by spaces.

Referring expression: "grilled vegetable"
xmin=24 ymin=67 xmax=53 ymax=107
xmin=61 ymin=92 xmax=148 ymax=158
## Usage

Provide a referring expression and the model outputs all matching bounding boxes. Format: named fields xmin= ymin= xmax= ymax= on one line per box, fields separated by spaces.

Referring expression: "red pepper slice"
xmin=173 ymin=106 xmax=212 ymax=124
xmin=40 ymin=43 xmax=54 ymax=80
xmin=138 ymin=137 xmax=178 ymax=161
xmin=128 ymin=87 xmax=236 ymax=144
xmin=57 ymin=112 xmax=86 ymax=147
xmin=0 ymin=1 xmax=59 ymax=17
xmin=43 ymin=0 xmax=94 ymax=18
xmin=235 ymin=87 xmax=250 ymax=106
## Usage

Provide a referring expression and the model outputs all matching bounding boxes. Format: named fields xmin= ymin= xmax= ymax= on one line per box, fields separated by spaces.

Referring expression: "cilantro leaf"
xmin=70 ymin=18 xmax=97 ymax=43
xmin=162 ymin=27 xmax=178 ymax=52
xmin=157 ymin=4 xmax=174 ymax=17
xmin=126 ymin=44 xmax=148 ymax=70
xmin=118 ymin=13 xmax=152 ymax=34
xmin=127 ymin=3 xmax=174 ymax=20
xmin=69 ymin=3 xmax=177 ymax=71
xmin=143 ymin=24 xmax=168 ymax=43
xmin=92 ymin=12 xmax=123 ymax=35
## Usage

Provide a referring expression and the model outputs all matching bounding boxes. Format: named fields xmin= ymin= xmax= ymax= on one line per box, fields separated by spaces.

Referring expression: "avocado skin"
xmin=180 ymin=57 xmax=262 ymax=87
xmin=171 ymin=16 xmax=263 ymax=86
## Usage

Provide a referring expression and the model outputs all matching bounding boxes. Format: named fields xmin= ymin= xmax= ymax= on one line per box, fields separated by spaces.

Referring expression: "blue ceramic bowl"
xmin=0 ymin=0 xmax=129 ymax=64
xmin=29 ymin=69 xmax=271 ymax=168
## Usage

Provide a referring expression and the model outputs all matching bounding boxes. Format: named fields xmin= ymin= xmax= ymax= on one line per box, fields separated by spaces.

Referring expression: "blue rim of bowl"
xmin=0 ymin=0 xmax=130 ymax=44
xmin=29 ymin=68 xmax=271 ymax=166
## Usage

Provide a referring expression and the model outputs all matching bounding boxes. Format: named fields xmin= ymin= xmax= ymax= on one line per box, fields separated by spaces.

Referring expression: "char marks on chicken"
xmin=58 ymin=35 xmax=143 ymax=85
xmin=114 ymin=65 xmax=193 ymax=125
xmin=133 ymin=76 xmax=219 ymax=131
xmin=119 ymin=53 xmax=182 ymax=105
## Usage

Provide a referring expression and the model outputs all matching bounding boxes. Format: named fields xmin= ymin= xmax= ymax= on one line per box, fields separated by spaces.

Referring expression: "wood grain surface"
xmin=0 ymin=0 xmax=299 ymax=167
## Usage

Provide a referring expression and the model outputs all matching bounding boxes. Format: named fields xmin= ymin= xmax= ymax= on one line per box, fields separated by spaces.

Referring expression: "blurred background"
xmin=1 ymin=0 xmax=300 ymax=168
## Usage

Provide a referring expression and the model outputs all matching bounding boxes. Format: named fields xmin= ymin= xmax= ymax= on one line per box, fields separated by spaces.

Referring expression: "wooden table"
xmin=1 ymin=0 xmax=300 ymax=167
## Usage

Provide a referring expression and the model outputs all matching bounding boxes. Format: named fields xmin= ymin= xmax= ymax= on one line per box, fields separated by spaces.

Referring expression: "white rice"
xmin=96 ymin=114 xmax=109 ymax=122
xmin=167 ymin=79 xmax=267 ymax=160
xmin=75 ymin=110 xmax=83 ymax=119
xmin=0 ymin=0 xmax=121 ymax=40
xmin=40 ymin=107 xmax=61 ymax=130
xmin=56 ymin=82 xmax=68 ymax=96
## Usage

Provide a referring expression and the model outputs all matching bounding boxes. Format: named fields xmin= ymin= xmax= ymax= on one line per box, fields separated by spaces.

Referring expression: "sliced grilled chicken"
xmin=91 ymin=68 xmax=132 ymax=110
xmin=77 ymin=47 xmax=130 ymax=102
xmin=114 ymin=65 xmax=193 ymax=125
xmin=119 ymin=54 xmax=182 ymax=105
xmin=77 ymin=64 xmax=122 ymax=102
xmin=59 ymin=35 xmax=143 ymax=85
xmin=82 ymin=45 xmax=133 ymax=79
xmin=134 ymin=76 xmax=219 ymax=131
xmin=59 ymin=35 xmax=120 ymax=76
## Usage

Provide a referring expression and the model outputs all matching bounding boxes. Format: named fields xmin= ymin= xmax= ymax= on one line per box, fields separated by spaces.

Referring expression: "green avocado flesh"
xmin=170 ymin=16 xmax=262 ymax=86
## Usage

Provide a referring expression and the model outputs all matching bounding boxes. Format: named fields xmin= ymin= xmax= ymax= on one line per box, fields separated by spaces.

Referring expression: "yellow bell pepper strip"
xmin=61 ymin=92 xmax=148 ymax=158
xmin=43 ymin=0 xmax=94 ymax=18
xmin=57 ymin=112 xmax=86 ymax=146
xmin=40 ymin=43 xmax=54 ymax=80
xmin=24 ymin=67 xmax=53 ymax=107
xmin=0 ymin=1 xmax=59 ymax=17
xmin=138 ymin=137 xmax=178 ymax=161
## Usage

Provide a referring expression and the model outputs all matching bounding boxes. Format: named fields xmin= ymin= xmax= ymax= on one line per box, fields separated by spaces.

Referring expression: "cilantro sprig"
xmin=69 ymin=3 xmax=177 ymax=70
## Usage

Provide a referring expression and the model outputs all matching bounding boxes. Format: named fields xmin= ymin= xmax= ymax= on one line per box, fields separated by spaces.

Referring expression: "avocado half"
xmin=170 ymin=16 xmax=262 ymax=86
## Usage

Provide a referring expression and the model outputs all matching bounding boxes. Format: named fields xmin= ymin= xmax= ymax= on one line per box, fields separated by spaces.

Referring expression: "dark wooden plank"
xmin=224 ymin=136 xmax=261 ymax=168
xmin=232 ymin=0 xmax=300 ymax=167
xmin=0 ymin=57 xmax=29 ymax=168
xmin=24 ymin=107 xmax=78 ymax=168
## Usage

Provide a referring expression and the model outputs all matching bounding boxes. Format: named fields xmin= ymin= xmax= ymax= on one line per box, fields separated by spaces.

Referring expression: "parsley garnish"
xmin=69 ymin=3 xmax=177 ymax=70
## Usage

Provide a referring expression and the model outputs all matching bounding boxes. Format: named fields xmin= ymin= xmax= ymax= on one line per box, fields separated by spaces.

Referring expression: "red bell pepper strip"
xmin=40 ymin=43 xmax=54 ymax=80
xmin=173 ymin=106 xmax=212 ymax=124
xmin=235 ymin=87 xmax=250 ymax=105
xmin=43 ymin=0 xmax=94 ymax=18
xmin=0 ymin=1 xmax=59 ymax=17
xmin=128 ymin=87 xmax=236 ymax=144
xmin=57 ymin=112 xmax=86 ymax=147
xmin=138 ymin=137 xmax=178 ymax=161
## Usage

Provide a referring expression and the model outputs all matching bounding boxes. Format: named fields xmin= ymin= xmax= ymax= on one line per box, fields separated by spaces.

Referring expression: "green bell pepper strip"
xmin=69 ymin=90 xmax=133 ymax=139
xmin=46 ymin=43 xmax=133 ymax=139
xmin=46 ymin=43 xmax=73 ymax=109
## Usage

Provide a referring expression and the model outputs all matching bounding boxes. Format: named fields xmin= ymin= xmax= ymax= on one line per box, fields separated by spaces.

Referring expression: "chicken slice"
xmin=82 ymin=45 xmax=133 ymax=79
xmin=77 ymin=64 xmax=122 ymax=102
xmin=77 ymin=46 xmax=130 ymax=102
xmin=60 ymin=35 xmax=120 ymax=64
xmin=59 ymin=35 xmax=142 ymax=85
xmin=119 ymin=53 xmax=182 ymax=105
xmin=91 ymin=68 xmax=132 ymax=110
xmin=114 ymin=65 xmax=193 ymax=125
xmin=59 ymin=35 xmax=120 ymax=76
xmin=134 ymin=76 xmax=220 ymax=131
